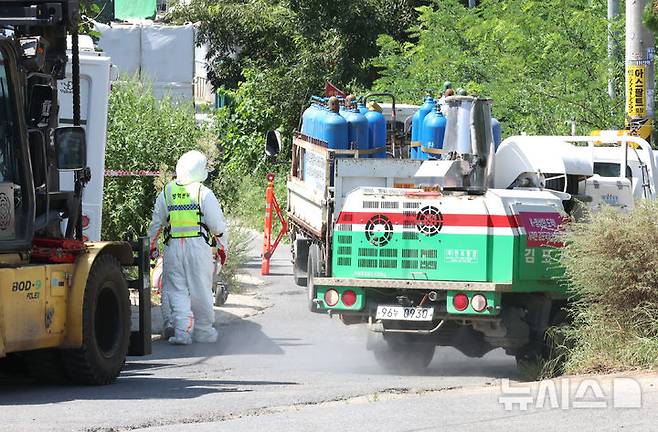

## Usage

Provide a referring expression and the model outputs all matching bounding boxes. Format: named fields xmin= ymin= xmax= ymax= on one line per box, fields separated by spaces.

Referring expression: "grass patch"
xmin=220 ymin=221 xmax=255 ymax=293
xmin=560 ymin=201 xmax=658 ymax=374
xmin=228 ymin=173 xmax=288 ymax=236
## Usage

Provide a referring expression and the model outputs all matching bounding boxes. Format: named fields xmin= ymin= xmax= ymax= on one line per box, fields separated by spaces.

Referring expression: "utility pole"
xmin=608 ymin=0 xmax=619 ymax=99
xmin=625 ymin=0 xmax=655 ymax=142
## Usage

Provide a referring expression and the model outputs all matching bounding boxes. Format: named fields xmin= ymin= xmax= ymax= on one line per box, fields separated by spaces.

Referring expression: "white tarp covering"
xmin=95 ymin=22 xmax=195 ymax=102
xmin=141 ymin=24 xmax=194 ymax=83
xmin=95 ymin=22 xmax=141 ymax=76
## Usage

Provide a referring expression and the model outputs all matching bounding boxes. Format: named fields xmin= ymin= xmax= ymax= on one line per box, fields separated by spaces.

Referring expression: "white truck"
xmin=59 ymin=36 xmax=113 ymax=241
xmin=495 ymin=134 xmax=658 ymax=214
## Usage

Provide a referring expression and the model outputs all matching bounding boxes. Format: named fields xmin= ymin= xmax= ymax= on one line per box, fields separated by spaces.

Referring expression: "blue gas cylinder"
xmin=365 ymin=109 xmax=387 ymax=158
xmin=341 ymin=109 xmax=369 ymax=157
xmin=324 ymin=111 xmax=349 ymax=152
xmin=303 ymin=103 xmax=322 ymax=140
xmin=302 ymin=104 xmax=314 ymax=137
xmin=411 ymin=96 xmax=435 ymax=159
xmin=421 ymin=109 xmax=447 ymax=159
xmin=315 ymin=105 xmax=329 ymax=143
xmin=491 ymin=117 xmax=502 ymax=150
xmin=357 ymin=102 xmax=369 ymax=115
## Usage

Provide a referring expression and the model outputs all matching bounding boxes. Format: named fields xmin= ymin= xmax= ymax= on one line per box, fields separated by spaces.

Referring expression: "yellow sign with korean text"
xmin=627 ymin=65 xmax=646 ymax=117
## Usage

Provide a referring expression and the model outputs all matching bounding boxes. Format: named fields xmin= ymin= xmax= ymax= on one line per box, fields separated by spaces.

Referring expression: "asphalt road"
xmin=0 ymin=242 xmax=656 ymax=432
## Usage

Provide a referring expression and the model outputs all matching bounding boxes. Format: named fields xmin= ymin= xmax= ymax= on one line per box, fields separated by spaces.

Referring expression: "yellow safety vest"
xmin=164 ymin=181 xmax=208 ymax=241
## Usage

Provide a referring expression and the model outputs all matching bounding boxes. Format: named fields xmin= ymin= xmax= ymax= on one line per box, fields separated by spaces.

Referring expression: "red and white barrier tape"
xmin=104 ymin=169 xmax=163 ymax=177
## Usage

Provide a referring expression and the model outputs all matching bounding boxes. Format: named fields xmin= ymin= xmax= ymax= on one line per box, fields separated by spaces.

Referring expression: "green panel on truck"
xmin=333 ymin=231 xmax=513 ymax=282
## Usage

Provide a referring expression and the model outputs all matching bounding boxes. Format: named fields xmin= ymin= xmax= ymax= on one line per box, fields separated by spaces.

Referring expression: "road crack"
xmin=112 ymin=385 xmax=466 ymax=431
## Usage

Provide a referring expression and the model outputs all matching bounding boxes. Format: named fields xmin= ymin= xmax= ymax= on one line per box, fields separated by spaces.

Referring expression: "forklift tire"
xmin=25 ymin=349 xmax=67 ymax=384
xmin=307 ymin=244 xmax=321 ymax=313
xmin=0 ymin=353 xmax=27 ymax=377
xmin=63 ymin=254 xmax=131 ymax=385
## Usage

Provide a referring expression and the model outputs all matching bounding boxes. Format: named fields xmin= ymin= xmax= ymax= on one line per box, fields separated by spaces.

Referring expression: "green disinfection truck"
xmin=286 ymin=96 xmax=571 ymax=371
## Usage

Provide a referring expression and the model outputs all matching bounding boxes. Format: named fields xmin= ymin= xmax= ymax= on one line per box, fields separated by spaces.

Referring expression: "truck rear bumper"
xmin=313 ymin=277 xmax=512 ymax=292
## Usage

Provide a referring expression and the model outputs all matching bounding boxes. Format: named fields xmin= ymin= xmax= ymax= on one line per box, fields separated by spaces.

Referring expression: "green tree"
xmin=644 ymin=0 xmax=658 ymax=32
xmin=166 ymin=0 xmax=431 ymax=197
xmin=372 ymin=0 xmax=625 ymax=135
xmin=168 ymin=0 xmax=428 ymax=90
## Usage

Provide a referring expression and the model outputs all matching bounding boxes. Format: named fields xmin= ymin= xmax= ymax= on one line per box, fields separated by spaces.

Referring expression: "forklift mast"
xmin=0 ymin=1 xmax=87 ymax=249
xmin=0 ymin=1 xmax=79 ymax=80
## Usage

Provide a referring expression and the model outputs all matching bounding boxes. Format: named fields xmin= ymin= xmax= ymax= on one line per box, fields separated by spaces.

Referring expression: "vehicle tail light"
xmin=471 ymin=294 xmax=487 ymax=312
xmin=452 ymin=293 xmax=469 ymax=311
xmin=342 ymin=290 xmax=357 ymax=307
xmin=324 ymin=289 xmax=340 ymax=307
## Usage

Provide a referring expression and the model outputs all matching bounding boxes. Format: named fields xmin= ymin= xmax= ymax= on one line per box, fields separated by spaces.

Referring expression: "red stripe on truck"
xmin=336 ymin=212 xmax=520 ymax=228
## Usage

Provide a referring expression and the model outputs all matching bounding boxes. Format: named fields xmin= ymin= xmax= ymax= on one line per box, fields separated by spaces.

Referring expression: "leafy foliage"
xmin=644 ymin=0 xmax=658 ymax=33
xmin=372 ymin=0 xmax=625 ymax=135
xmin=102 ymin=79 xmax=217 ymax=240
xmin=168 ymin=0 xmax=427 ymax=90
xmin=167 ymin=0 xmax=430 ymax=210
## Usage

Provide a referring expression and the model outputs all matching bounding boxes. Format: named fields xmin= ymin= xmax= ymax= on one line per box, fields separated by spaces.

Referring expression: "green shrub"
xmin=224 ymin=173 xmax=287 ymax=233
xmin=102 ymin=79 xmax=217 ymax=240
xmin=560 ymin=202 xmax=658 ymax=373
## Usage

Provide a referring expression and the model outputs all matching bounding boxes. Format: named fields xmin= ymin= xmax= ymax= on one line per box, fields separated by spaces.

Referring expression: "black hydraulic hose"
xmin=71 ymin=21 xmax=83 ymax=240
xmin=71 ymin=24 xmax=80 ymax=126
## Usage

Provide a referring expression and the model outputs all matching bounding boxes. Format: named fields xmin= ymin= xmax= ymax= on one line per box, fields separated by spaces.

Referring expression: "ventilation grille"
xmin=363 ymin=201 xmax=380 ymax=209
xmin=333 ymin=234 xmax=440 ymax=273
xmin=358 ymin=248 xmax=378 ymax=257
xmin=402 ymin=249 xmax=419 ymax=258
xmin=337 ymin=235 xmax=352 ymax=244
xmin=337 ymin=224 xmax=352 ymax=231
xmin=416 ymin=206 xmax=444 ymax=236
xmin=381 ymin=201 xmax=399 ymax=209
xmin=337 ymin=246 xmax=352 ymax=255
xmin=337 ymin=257 xmax=352 ymax=266
xmin=402 ymin=260 xmax=419 ymax=269
xmin=403 ymin=210 xmax=416 ymax=229
xmin=379 ymin=249 xmax=398 ymax=258
xmin=421 ymin=249 xmax=437 ymax=259
xmin=402 ymin=232 xmax=419 ymax=240
xmin=365 ymin=214 xmax=393 ymax=247
xmin=404 ymin=202 xmax=421 ymax=209
xmin=358 ymin=258 xmax=378 ymax=268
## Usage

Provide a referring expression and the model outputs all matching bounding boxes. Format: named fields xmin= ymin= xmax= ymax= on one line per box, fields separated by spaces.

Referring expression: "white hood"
xmin=175 ymin=150 xmax=208 ymax=185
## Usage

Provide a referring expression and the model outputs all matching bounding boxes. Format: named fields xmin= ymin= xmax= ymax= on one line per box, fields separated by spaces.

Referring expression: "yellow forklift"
xmin=0 ymin=1 xmax=151 ymax=384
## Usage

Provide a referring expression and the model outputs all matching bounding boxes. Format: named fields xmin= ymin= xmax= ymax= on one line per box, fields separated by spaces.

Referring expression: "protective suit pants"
xmin=163 ymin=237 xmax=218 ymax=343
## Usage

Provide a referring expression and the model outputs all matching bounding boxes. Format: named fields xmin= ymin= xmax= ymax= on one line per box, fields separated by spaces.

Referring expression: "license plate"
xmin=375 ymin=305 xmax=434 ymax=321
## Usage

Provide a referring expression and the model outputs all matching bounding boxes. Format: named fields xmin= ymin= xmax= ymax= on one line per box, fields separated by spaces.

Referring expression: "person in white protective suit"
xmin=148 ymin=150 xmax=228 ymax=345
